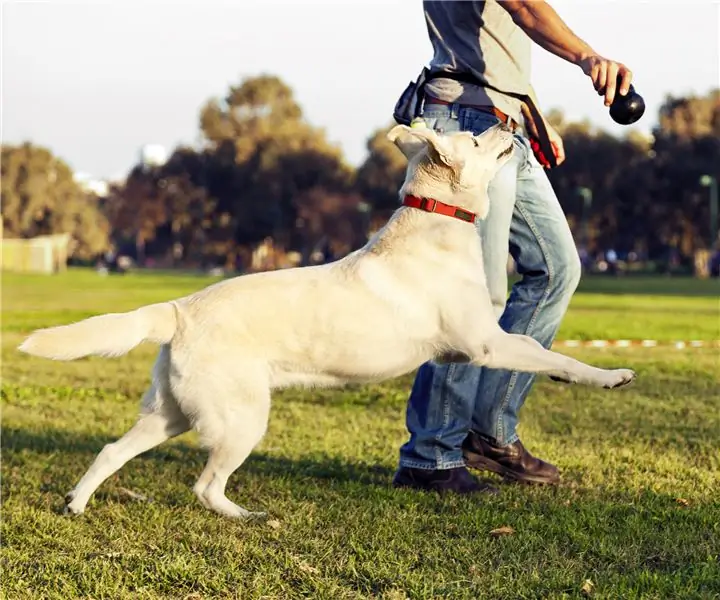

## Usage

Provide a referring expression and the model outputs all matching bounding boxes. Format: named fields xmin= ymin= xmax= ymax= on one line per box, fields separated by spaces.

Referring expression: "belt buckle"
xmin=419 ymin=197 xmax=437 ymax=212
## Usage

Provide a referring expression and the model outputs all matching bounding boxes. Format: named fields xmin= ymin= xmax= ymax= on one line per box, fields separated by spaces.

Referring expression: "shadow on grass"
xmin=1 ymin=425 xmax=395 ymax=489
xmin=4 ymin=422 xmax=719 ymax=582
xmin=243 ymin=452 xmax=395 ymax=485
xmin=3 ymin=424 xmax=713 ymax=510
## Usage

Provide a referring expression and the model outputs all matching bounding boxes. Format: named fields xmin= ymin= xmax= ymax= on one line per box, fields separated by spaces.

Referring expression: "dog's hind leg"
xmin=64 ymin=384 xmax=190 ymax=515
xmin=64 ymin=347 xmax=189 ymax=515
xmin=190 ymin=374 xmax=271 ymax=520
xmin=478 ymin=333 xmax=635 ymax=389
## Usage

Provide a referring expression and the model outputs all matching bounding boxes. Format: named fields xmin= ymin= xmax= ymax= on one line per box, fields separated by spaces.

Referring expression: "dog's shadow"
xmin=2 ymin=425 xmax=696 ymax=529
xmin=1 ymin=425 xmax=396 ymax=492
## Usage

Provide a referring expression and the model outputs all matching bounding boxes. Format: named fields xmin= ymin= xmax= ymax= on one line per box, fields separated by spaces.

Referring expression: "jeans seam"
xmin=434 ymin=362 xmax=456 ymax=465
xmin=459 ymin=108 xmax=502 ymax=133
xmin=517 ymin=135 xmax=541 ymax=175
xmin=493 ymin=194 xmax=555 ymax=444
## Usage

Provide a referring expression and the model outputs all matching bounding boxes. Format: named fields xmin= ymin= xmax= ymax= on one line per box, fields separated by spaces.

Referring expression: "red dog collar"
xmin=402 ymin=195 xmax=477 ymax=224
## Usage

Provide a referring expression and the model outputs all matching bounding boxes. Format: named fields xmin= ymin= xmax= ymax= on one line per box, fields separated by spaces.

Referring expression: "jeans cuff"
xmin=472 ymin=429 xmax=520 ymax=447
xmin=490 ymin=433 xmax=520 ymax=446
xmin=398 ymin=457 xmax=467 ymax=470
xmin=496 ymin=432 xmax=520 ymax=446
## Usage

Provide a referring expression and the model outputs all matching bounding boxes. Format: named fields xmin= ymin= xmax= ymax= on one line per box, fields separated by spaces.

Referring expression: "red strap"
xmin=402 ymin=195 xmax=477 ymax=224
xmin=529 ymin=137 xmax=552 ymax=169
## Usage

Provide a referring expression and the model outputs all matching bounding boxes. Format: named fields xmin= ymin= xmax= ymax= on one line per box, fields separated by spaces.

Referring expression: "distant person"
xmin=710 ymin=251 xmax=720 ymax=277
xmin=321 ymin=239 xmax=336 ymax=264
xmin=606 ymin=248 xmax=618 ymax=275
xmin=578 ymin=246 xmax=591 ymax=272
xmin=392 ymin=0 xmax=635 ymax=494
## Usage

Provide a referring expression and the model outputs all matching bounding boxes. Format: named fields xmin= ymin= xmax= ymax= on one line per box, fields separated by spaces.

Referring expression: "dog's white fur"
xmin=19 ymin=123 xmax=635 ymax=519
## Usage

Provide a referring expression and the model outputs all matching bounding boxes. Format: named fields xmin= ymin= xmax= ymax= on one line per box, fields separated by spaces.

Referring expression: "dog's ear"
xmin=387 ymin=124 xmax=455 ymax=167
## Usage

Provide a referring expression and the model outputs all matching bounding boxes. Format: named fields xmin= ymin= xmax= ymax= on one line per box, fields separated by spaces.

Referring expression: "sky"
xmin=2 ymin=0 xmax=719 ymax=181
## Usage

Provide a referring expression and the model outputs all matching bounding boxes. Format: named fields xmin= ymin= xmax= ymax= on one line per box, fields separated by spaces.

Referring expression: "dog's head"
xmin=387 ymin=122 xmax=515 ymax=219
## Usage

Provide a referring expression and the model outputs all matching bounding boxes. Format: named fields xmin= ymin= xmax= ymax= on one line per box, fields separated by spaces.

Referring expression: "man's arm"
xmin=498 ymin=0 xmax=632 ymax=106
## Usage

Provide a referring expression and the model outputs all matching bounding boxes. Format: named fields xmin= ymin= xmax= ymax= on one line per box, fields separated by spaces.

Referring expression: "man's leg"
xmin=464 ymin=135 xmax=582 ymax=483
xmin=396 ymin=108 xmax=520 ymax=493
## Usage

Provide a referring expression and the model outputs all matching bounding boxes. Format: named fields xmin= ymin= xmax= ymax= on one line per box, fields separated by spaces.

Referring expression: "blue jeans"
xmin=398 ymin=103 xmax=582 ymax=470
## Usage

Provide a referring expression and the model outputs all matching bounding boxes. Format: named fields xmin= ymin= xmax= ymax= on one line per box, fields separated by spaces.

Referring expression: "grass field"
xmin=2 ymin=270 xmax=719 ymax=599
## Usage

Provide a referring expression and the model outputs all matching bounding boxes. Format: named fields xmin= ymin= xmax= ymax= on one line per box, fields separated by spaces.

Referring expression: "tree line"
xmin=2 ymin=75 xmax=719 ymax=274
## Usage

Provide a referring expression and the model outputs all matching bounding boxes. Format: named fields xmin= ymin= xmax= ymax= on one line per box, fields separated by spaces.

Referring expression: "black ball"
xmin=609 ymin=83 xmax=645 ymax=125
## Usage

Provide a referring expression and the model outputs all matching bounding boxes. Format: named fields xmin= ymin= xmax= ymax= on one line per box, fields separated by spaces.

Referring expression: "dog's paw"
xmin=62 ymin=504 xmax=84 ymax=516
xmin=603 ymin=368 xmax=636 ymax=389
xmin=244 ymin=510 xmax=268 ymax=522
xmin=63 ymin=491 xmax=85 ymax=516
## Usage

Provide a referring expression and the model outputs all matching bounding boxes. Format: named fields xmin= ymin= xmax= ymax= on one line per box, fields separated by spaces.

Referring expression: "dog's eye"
xmin=472 ymin=138 xmax=479 ymax=147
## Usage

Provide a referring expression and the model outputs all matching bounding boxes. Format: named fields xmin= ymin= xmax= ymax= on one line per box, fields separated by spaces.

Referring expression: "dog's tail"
xmin=18 ymin=302 xmax=177 ymax=361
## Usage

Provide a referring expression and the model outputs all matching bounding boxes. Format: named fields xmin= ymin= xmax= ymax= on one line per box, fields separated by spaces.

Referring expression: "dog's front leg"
xmin=470 ymin=332 xmax=635 ymax=389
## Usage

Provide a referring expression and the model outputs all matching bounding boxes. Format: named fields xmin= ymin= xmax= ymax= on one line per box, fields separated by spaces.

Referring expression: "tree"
xmin=646 ymin=90 xmax=720 ymax=254
xmin=199 ymin=75 xmax=352 ymax=251
xmin=546 ymin=121 xmax=650 ymax=252
xmin=105 ymin=148 xmax=229 ymax=266
xmin=293 ymin=187 xmax=368 ymax=263
xmin=104 ymin=164 xmax=166 ymax=262
xmin=657 ymin=89 xmax=720 ymax=139
xmin=1 ymin=143 xmax=110 ymax=260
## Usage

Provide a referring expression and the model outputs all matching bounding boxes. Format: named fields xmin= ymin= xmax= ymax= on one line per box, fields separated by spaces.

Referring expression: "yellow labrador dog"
xmin=19 ymin=123 xmax=635 ymax=520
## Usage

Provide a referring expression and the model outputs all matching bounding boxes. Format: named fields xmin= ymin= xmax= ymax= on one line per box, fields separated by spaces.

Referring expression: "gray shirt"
xmin=423 ymin=0 xmax=532 ymax=124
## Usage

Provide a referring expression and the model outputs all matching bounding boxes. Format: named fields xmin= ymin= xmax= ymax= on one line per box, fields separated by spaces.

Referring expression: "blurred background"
xmin=2 ymin=0 xmax=719 ymax=278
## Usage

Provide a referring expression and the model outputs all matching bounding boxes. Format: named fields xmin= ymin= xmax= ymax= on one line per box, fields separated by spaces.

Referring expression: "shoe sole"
xmin=464 ymin=453 xmax=560 ymax=485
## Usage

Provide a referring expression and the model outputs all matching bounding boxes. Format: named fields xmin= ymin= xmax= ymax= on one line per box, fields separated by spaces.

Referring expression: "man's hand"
xmin=499 ymin=1 xmax=634 ymax=107
xmin=545 ymin=123 xmax=565 ymax=166
xmin=578 ymin=55 xmax=633 ymax=106
xmin=528 ymin=122 xmax=565 ymax=169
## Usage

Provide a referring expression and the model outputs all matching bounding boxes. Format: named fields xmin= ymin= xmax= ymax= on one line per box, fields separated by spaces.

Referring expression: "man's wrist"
xmin=573 ymin=46 xmax=594 ymax=67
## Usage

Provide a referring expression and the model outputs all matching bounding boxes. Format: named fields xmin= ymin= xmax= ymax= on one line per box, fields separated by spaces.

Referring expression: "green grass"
xmin=2 ymin=270 xmax=719 ymax=599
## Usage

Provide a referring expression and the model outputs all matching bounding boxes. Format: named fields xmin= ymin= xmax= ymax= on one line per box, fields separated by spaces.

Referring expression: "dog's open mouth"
xmin=497 ymin=144 xmax=514 ymax=160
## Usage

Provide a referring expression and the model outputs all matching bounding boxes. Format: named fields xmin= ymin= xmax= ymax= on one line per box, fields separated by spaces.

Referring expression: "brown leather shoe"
xmin=392 ymin=466 xmax=499 ymax=495
xmin=462 ymin=431 xmax=560 ymax=485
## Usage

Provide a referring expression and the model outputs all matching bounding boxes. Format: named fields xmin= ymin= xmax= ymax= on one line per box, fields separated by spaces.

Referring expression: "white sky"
xmin=2 ymin=0 xmax=719 ymax=180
